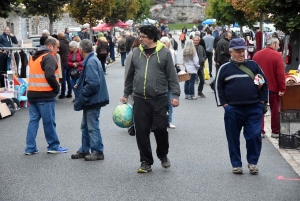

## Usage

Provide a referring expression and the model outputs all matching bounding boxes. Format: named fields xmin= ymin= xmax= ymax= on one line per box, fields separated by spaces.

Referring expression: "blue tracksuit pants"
xmin=224 ymin=102 xmax=264 ymax=167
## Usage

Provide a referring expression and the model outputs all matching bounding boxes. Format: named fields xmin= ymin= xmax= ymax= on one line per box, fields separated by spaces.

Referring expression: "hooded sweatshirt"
xmin=124 ymin=41 xmax=180 ymax=100
xmin=27 ymin=46 xmax=60 ymax=102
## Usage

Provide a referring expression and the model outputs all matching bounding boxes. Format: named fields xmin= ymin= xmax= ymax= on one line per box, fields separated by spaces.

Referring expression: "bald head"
xmin=57 ymin=32 xmax=65 ymax=39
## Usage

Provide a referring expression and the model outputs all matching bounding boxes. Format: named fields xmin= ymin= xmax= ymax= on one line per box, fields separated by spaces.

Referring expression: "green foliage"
xmin=23 ymin=0 xmax=70 ymax=33
xmin=206 ymin=0 xmax=255 ymax=26
xmin=269 ymin=0 xmax=300 ymax=33
xmin=133 ymin=0 xmax=152 ymax=23
xmin=0 ymin=0 xmax=21 ymax=18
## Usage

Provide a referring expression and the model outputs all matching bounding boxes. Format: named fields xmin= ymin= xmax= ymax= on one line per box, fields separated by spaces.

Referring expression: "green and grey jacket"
xmin=124 ymin=41 xmax=180 ymax=100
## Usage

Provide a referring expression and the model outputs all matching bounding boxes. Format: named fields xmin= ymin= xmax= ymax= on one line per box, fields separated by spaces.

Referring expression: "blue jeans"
xmin=25 ymin=101 xmax=60 ymax=152
xmin=110 ymin=46 xmax=115 ymax=61
xmin=61 ymin=63 xmax=72 ymax=96
xmin=120 ymin=52 xmax=126 ymax=66
xmin=168 ymin=90 xmax=173 ymax=123
xmin=79 ymin=107 xmax=104 ymax=153
xmin=184 ymin=73 xmax=197 ymax=96
xmin=71 ymin=77 xmax=79 ymax=93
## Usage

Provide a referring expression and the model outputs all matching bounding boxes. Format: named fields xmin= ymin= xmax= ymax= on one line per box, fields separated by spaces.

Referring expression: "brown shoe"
xmin=198 ymin=93 xmax=206 ymax=98
xmin=71 ymin=151 xmax=90 ymax=159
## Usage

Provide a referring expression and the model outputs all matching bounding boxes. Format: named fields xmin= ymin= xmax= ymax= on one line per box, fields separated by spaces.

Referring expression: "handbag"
xmin=239 ymin=64 xmax=268 ymax=114
xmin=204 ymin=61 xmax=210 ymax=80
xmin=176 ymin=64 xmax=190 ymax=82
xmin=70 ymin=67 xmax=81 ymax=78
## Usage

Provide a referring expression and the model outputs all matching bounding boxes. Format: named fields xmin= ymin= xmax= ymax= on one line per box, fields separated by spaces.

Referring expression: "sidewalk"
xmin=264 ymin=114 xmax=300 ymax=176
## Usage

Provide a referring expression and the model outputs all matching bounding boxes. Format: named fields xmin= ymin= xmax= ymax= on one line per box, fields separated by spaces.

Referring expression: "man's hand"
xmin=223 ymin=103 xmax=228 ymax=108
xmin=9 ymin=33 xmax=14 ymax=37
xmin=278 ymin=91 xmax=284 ymax=96
xmin=120 ymin=97 xmax=128 ymax=103
xmin=171 ymin=99 xmax=179 ymax=107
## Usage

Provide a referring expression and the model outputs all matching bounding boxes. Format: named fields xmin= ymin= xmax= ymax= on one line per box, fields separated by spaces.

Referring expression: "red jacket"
xmin=67 ymin=50 xmax=83 ymax=72
xmin=253 ymin=47 xmax=286 ymax=93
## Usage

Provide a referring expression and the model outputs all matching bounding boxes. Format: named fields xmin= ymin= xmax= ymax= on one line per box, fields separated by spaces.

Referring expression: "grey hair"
xmin=69 ymin=41 xmax=79 ymax=48
xmin=160 ymin=36 xmax=170 ymax=44
xmin=44 ymin=37 xmax=58 ymax=47
xmin=224 ymin=31 xmax=232 ymax=37
xmin=266 ymin=37 xmax=279 ymax=46
xmin=79 ymin=39 xmax=93 ymax=53
xmin=229 ymin=48 xmax=233 ymax=51
xmin=193 ymin=36 xmax=200 ymax=40
xmin=42 ymin=29 xmax=50 ymax=36
xmin=195 ymin=31 xmax=200 ymax=37
xmin=183 ymin=40 xmax=196 ymax=62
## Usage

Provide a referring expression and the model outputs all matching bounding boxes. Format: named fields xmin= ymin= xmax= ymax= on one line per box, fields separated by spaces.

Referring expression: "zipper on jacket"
xmin=141 ymin=51 xmax=157 ymax=99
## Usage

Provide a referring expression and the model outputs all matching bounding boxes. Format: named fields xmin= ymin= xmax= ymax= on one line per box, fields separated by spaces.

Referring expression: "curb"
xmin=264 ymin=115 xmax=300 ymax=176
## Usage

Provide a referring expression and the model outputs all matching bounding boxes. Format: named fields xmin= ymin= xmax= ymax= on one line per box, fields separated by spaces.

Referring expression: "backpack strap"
xmin=239 ymin=64 xmax=255 ymax=80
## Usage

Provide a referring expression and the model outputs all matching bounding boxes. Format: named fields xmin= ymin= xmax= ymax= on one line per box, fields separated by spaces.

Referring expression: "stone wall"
xmin=0 ymin=13 xmax=81 ymax=41
xmin=150 ymin=3 xmax=206 ymax=24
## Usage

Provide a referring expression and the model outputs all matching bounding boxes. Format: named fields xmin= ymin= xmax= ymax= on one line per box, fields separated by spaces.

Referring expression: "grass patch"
xmin=168 ymin=23 xmax=195 ymax=30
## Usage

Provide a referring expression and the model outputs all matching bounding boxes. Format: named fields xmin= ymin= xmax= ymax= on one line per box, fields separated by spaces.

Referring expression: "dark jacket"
xmin=117 ymin=38 xmax=127 ymax=53
xmin=195 ymin=45 xmax=207 ymax=67
xmin=27 ymin=46 xmax=60 ymax=102
xmin=96 ymin=39 xmax=109 ymax=55
xmin=124 ymin=41 xmax=180 ymax=100
xmin=0 ymin=32 xmax=18 ymax=47
xmin=125 ymin=35 xmax=135 ymax=52
xmin=215 ymin=60 xmax=268 ymax=106
xmin=215 ymin=37 xmax=230 ymax=65
xmin=74 ymin=52 xmax=109 ymax=111
xmin=58 ymin=37 xmax=70 ymax=64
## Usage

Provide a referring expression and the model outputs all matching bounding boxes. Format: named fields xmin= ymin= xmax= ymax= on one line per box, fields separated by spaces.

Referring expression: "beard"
xmin=141 ymin=43 xmax=148 ymax=49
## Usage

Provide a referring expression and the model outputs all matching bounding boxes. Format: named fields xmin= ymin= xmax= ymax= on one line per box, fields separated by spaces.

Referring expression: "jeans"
xmin=120 ymin=52 xmax=126 ymax=66
xmin=61 ymin=63 xmax=72 ymax=96
xmin=79 ymin=107 xmax=104 ymax=153
xmin=71 ymin=77 xmax=79 ymax=93
xmin=184 ymin=73 xmax=197 ymax=96
xmin=25 ymin=101 xmax=60 ymax=152
xmin=206 ymin=51 xmax=213 ymax=75
xmin=97 ymin=54 xmax=107 ymax=73
xmin=110 ymin=46 xmax=115 ymax=61
xmin=168 ymin=90 xmax=173 ymax=123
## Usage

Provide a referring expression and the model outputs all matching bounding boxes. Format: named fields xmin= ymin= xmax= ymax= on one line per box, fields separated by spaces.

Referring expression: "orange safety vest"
xmin=28 ymin=53 xmax=59 ymax=91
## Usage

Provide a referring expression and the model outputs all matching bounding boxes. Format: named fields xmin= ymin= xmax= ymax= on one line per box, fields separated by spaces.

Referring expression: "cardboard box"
xmin=0 ymin=103 xmax=11 ymax=118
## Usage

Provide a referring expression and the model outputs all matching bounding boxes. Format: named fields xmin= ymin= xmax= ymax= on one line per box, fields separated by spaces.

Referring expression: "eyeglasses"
xmin=139 ymin=35 xmax=148 ymax=39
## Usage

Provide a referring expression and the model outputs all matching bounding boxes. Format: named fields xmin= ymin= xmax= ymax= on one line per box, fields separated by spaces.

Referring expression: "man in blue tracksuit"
xmin=215 ymin=38 xmax=268 ymax=175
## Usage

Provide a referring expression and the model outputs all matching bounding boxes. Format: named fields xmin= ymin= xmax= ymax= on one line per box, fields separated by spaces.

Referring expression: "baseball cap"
xmin=229 ymin=38 xmax=247 ymax=50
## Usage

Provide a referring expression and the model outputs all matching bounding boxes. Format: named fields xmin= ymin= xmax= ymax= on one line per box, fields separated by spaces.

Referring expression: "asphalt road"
xmin=1 ymin=40 xmax=300 ymax=201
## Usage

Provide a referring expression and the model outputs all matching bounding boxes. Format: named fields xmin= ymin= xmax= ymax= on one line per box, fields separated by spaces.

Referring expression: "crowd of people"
xmin=0 ymin=22 xmax=287 ymax=175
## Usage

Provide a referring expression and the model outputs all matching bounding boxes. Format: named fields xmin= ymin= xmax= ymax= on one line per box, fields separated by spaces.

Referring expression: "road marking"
xmin=277 ymin=176 xmax=300 ymax=181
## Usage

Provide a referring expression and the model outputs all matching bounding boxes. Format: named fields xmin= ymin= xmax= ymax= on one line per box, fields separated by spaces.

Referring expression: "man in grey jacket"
xmin=120 ymin=25 xmax=180 ymax=173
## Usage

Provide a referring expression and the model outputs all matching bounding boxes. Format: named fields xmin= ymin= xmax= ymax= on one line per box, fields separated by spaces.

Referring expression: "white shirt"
xmin=183 ymin=54 xmax=199 ymax=74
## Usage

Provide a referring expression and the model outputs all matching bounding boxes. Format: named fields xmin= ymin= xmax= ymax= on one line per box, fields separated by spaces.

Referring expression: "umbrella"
xmin=202 ymin=19 xmax=215 ymax=25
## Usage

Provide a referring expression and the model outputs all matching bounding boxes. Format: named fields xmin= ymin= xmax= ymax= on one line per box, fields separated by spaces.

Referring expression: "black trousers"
xmin=97 ymin=54 xmax=107 ymax=73
xmin=133 ymin=96 xmax=169 ymax=165
xmin=197 ymin=67 xmax=205 ymax=94
xmin=206 ymin=51 xmax=213 ymax=75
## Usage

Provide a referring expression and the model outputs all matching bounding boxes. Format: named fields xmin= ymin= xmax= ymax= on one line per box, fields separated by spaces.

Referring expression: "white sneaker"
xmin=169 ymin=123 xmax=176 ymax=129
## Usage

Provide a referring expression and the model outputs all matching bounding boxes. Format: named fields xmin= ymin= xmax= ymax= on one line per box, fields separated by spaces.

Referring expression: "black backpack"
xmin=119 ymin=41 xmax=126 ymax=50
xmin=173 ymin=39 xmax=178 ymax=51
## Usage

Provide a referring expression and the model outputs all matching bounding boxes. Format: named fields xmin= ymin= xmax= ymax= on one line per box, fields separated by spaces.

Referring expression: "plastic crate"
xmin=279 ymin=110 xmax=300 ymax=149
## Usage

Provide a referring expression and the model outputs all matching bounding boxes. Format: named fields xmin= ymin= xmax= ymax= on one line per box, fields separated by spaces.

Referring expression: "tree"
xmin=22 ymin=0 xmax=70 ymax=34
xmin=133 ymin=0 xmax=152 ymax=23
xmin=0 ymin=0 xmax=21 ymax=18
xmin=206 ymin=0 xmax=255 ymax=34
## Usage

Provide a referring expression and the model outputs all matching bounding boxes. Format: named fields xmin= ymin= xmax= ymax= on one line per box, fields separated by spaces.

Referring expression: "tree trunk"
xmin=259 ymin=11 xmax=264 ymax=48
xmin=239 ymin=26 xmax=243 ymax=37
xmin=49 ymin=17 xmax=53 ymax=35
xmin=227 ymin=24 xmax=230 ymax=31
xmin=35 ymin=15 xmax=39 ymax=35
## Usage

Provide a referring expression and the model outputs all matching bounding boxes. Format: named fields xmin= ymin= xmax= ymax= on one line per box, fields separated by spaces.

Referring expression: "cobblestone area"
xmin=264 ymin=114 xmax=300 ymax=176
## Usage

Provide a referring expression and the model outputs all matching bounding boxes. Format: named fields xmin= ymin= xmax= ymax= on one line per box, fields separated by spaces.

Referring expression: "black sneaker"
xmin=138 ymin=161 xmax=152 ymax=173
xmin=84 ymin=151 xmax=104 ymax=161
xmin=128 ymin=126 xmax=135 ymax=136
xmin=159 ymin=156 xmax=171 ymax=168
xmin=71 ymin=151 xmax=90 ymax=159
xmin=66 ymin=94 xmax=72 ymax=98
xmin=58 ymin=95 xmax=65 ymax=99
